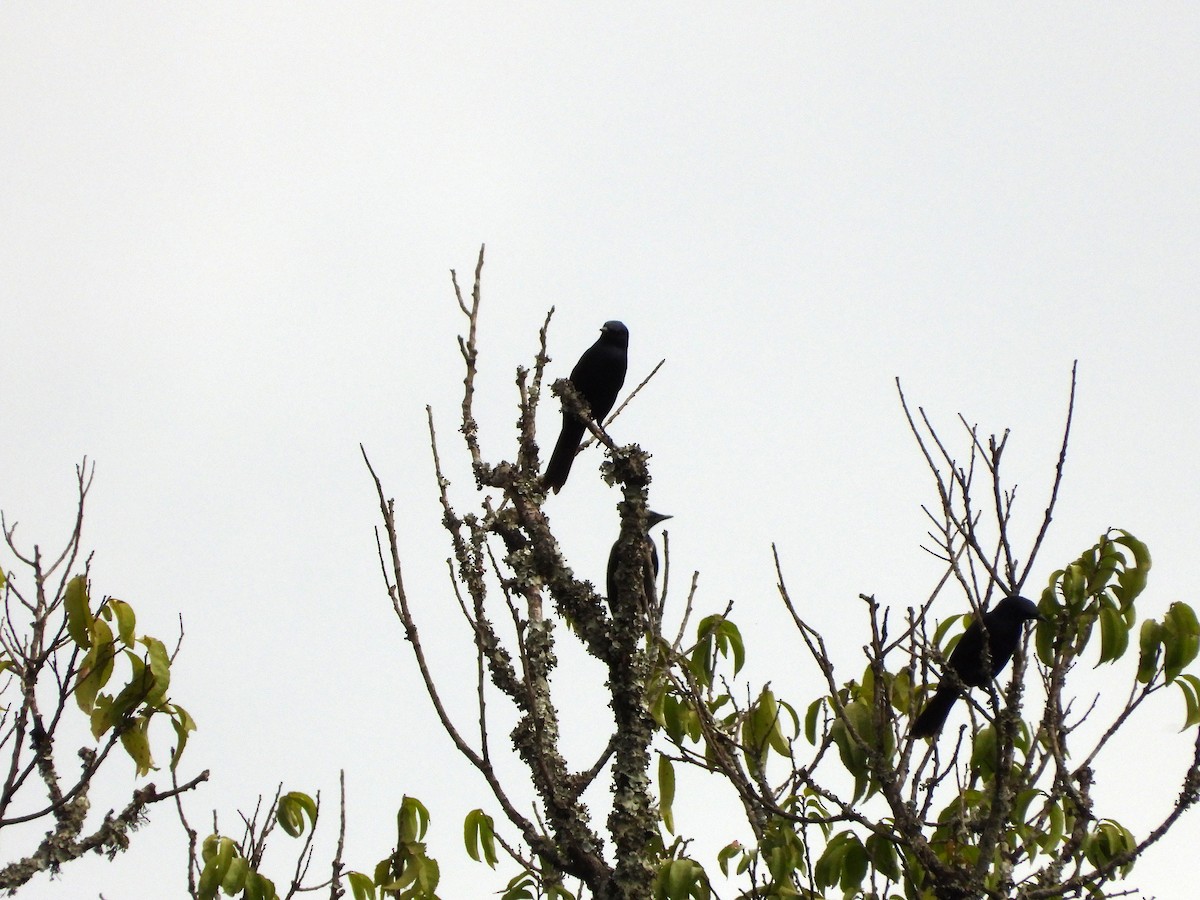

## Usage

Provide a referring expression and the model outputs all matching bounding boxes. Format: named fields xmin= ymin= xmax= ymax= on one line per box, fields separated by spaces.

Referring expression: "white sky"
xmin=2 ymin=5 xmax=1198 ymax=898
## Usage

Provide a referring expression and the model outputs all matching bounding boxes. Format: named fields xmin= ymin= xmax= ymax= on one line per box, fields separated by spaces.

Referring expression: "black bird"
xmin=606 ymin=511 xmax=672 ymax=618
xmin=911 ymin=594 xmax=1042 ymax=738
xmin=543 ymin=321 xmax=629 ymax=493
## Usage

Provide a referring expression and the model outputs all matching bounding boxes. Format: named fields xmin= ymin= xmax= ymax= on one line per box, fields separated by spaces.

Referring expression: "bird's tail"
xmin=911 ymin=683 xmax=960 ymax=738
xmin=542 ymin=421 xmax=585 ymax=493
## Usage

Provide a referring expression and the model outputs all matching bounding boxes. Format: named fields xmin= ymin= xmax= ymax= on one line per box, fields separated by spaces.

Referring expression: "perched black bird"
xmin=543 ymin=321 xmax=629 ymax=493
xmin=911 ymin=594 xmax=1042 ymax=738
xmin=606 ymin=511 xmax=672 ymax=616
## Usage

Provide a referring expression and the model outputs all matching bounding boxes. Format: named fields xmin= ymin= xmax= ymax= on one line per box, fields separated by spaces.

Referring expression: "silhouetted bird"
xmin=543 ymin=321 xmax=629 ymax=493
xmin=911 ymin=594 xmax=1042 ymax=738
xmin=606 ymin=511 xmax=672 ymax=616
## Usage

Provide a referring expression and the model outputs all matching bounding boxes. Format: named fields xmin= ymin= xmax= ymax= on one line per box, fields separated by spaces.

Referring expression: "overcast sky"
xmin=2 ymin=5 xmax=1198 ymax=898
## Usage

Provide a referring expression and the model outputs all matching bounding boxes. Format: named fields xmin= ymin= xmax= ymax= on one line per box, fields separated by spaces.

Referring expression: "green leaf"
xmin=201 ymin=834 xmax=219 ymax=862
xmin=743 ymin=687 xmax=790 ymax=763
xmin=501 ymin=873 xmax=537 ymax=900
xmin=804 ymin=698 xmax=824 ymax=745
xmin=689 ymin=627 xmax=715 ymax=687
xmin=110 ymin=650 xmax=151 ymax=719
xmin=198 ymin=837 xmax=236 ymax=900
xmin=1112 ymin=531 xmax=1151 ymax=606
xmin=970 ymin=725 xmax=998 ymax=780
xmin=1097 ymin=602 xmax=1129 ymax=665
xmin=141 ymin=636 xmax=171 ymax=707
xmin=1176 ymin=674 xmax=1200 ymax=730
xmin=1013 ymin=788 xmax=1042 ymax=825
xmin=841 ymin=697 xmax=872 ymax=741
xmin=415 ymin=855 xmax=440 ymax=894
xmin=244 ymin=872 xmax=278 ymax=900
xmin=346 ymin=872 xmax=376 ymax=900
xmin=89 ymin=694 xmax=115 ymax=739
xmin=865 ymin=833 xmax=901 ymax=882
xmin=1040 ymin=799 xmax=1065 ymax=851
xmin=761 ymin=822 xmax=804 ymax=882
xmin=1088 ymin=540 xmax=1123 ymax=596
xmin=75 ymin=618 xmax=114 ymax=713
xmin=463 ymin=808 xmax=498 ymax=867
xmin=656 ymin=858 xmax=710 ymax=900
xmin=814 ymin=831 xmax=854 ymax=890
xmin=716 ymin=842 xmax=743 ymax=878
xmin=830 ymin=718 xmax=868 ymax=803
xmin=658 ymin=754 xmax=676 ymax=834
xmin=1084 ymin=819 xmax=1136 ymax=875
xmin=277 ymin=791 xmax=318 ymax=837
xmin=716 ymin=619 xmax=746 ymax=676
xmin=107 ymin=597 xmax=137 ymax=645
xmin=691 ymin=617 xmax=745 ymax=685
xmin=860 ymin=664 xmax=875 ymax=701
xmin=1036 ymin=580 xmax=1065 ymax=665
xmin=169 ymin=703 xmax=197 ymax=770
xmin=380 ymin=863 xmax=418 ymax=892
xmin=1074 ymin=610 xmax=1097 ymax=659
xmin=243 ymin=869 xmax=264 ymax=900
xmin=198 ymin=861 xmax=221 ymax=900
xmin=839 ymin=835 xmax=868 ymax=892
xmin=1062 ymin=563 xmax=1086 ymax=607
xmin=1163 ymin=602 xmax=1200 ymax=682
xmin=397 ymin=795 xmax=431 ymax=844
xmin=64 ymin=575 xmax=91 ymax=648
xmin=771 ymin=699 xmax=798 ymax=755
xmin=372 ymin=858 xmax=390 ymax=889
xmin=120 ymin=715 xmax=155 ymax=776
xmin=1138 ymin=619 xmax=1163 ymax=684
xmin=889 ymin=667 xmax=913 ymax=713
xmin=220 ymin=855 xmax=248 ymax=895
xmin=659 ymin=693 xmax=685 ymax=743
xmin=273 ymin=799 xmax=301 ymax=840
xmin=933 ymin=614 xmax=969 ymax=650
xmin=649 ymin=688 xmax=668 ymax=730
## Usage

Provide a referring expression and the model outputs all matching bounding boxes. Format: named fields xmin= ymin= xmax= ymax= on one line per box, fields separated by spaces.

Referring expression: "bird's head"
xmin=600 ymin=320 xmax=630 ymax=348
xmin=1005 ymin=594 xmax=1044 ymax=622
